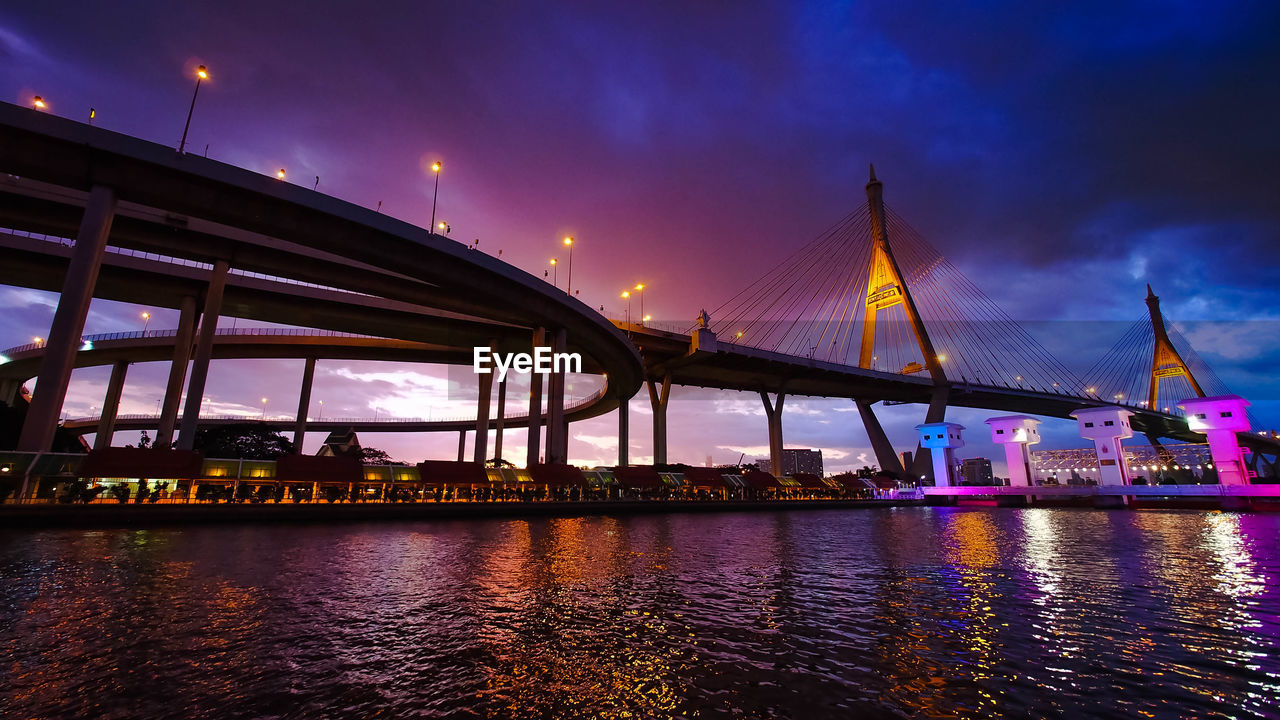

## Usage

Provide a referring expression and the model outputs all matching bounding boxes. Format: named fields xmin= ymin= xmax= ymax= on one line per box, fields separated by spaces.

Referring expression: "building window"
xmin=997 ymin=429 xmax=1004 ymax=434
xmin=1196 ymin=413 xmax=1207 ymax=419
xmin=1104 ymin=420 xmax=1114 ymax=426
xmin=1084 ymin=422 xmax=1094 ymax=428
xmin=1221 ymin=411 xmax=1233 ymax=417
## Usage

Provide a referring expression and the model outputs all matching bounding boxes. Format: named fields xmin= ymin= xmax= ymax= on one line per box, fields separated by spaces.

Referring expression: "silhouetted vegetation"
xmin=192 ymin=423 xmax=292 ymax=459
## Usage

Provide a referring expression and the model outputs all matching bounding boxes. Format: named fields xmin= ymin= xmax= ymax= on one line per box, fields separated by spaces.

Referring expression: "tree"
xmin=356 ymin=447 xmax=403 ymax=465
xmin=192 ymin=423 xmax=293 ymax=459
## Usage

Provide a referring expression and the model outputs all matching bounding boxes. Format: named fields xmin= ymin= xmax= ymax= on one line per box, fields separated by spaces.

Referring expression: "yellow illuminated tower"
xmin=1146 ymin=284 xmax=1204 ymax=410
xmin=858 ymin=165 xmax=945 ymax=383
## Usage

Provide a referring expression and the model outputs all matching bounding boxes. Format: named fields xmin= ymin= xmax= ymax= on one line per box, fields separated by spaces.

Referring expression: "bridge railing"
xmin=62 ymin=387 xmax=611 ymax=427
xmin=2 ymin=327 xmax=392 ymax=356
xmin=1 ymin=227 xmax=373 ymax=300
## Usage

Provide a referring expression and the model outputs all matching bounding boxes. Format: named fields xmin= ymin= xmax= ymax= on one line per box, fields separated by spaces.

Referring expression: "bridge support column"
xmin=527 ymin=327 xmax=546 ymax=467
xmin=94 ymin=360 xmax=130 ymax=451
xmin=292 ymin=357 xmax=316 ymax=454
xmin=156 ymin=295 xmax=198 ymax=447
xmin=545 ymin=328 xmax=568 ymax=464
xmin=986 ymin=416 xmax=1042 ymax=486
xmin=855 ymin=399 xmax=906 ymax=477
xmin=1180 ymin=395 xmax=1253 ymax=485
xmin=618 ymin=394 xmax=629 ymax=467
xmin=18 ymin=185 xmax=118 ymax=452
xmin=457 ymin=429 xmax=467 ymax=462
xmin=494 ymin=378 xmax=507 ymax=462
xmin=474 ymin=341 xmax=496 ymax=464
xmin=647 ymin=374 xmax=671 ymax=465
xmin=910 ymin=385 xmax=951 ymax=480
xmin=915 ymin=422 xmax=964 ymax=486
xmin=0 ymin=379 xmax=23 ymax=407
xmin=1070 ymin=407 xmax=1134 ymax=485
xmin=177 ymin=260 xmax=230 ymax=450
xmin=760 ymin=391 xmax=785 ymax=477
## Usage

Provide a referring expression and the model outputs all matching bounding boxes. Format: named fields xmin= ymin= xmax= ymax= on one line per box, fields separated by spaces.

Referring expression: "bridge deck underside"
xmin=629 ymin=328 xmax=1205 ymax=444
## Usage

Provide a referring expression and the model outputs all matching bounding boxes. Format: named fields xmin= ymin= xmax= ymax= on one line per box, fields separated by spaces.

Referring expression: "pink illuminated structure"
xmin=1179 ymin=395 xmax=1252 ymax=485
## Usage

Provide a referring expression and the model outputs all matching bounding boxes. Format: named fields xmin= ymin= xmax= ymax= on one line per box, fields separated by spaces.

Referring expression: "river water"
xmin=2 ymin=507 xmax=1278 ymax=719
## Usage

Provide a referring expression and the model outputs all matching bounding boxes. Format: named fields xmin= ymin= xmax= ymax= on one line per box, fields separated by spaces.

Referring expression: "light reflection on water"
xmin=1 ymin=508 xmax=1278 ymax=719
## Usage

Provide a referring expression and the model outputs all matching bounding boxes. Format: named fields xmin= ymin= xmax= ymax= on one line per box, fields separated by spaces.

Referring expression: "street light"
xmin=634 ymin=283 xmax=646 ymax=324
xmin=141 ymin=311 xmax=151 ymax=335
xmin=429 ymin=161 xmax=442 ymax=235
xmin=563 ymin=237 xmax=574 ymax=294
xmin=437 ymin=221 xmax=451 ymax=235
xmin=549 ymin=258 xmax=558 ymax=288
xmin=32 ymin=96 xmax=46 ymax=110
xmin=276 ymin=168 xmax=286 ymax=180
xmin=621 ymin=290 xmax=631 ymax=326
xmin=260 ymin=396 xmax=268 ymax=420
xmin=32 ymin=336 xmax=43 ymax=347
xmin=179 ymin=64 xmax=208 ymax=154
xmin=318 ymin=400 xmax=324 ymax=420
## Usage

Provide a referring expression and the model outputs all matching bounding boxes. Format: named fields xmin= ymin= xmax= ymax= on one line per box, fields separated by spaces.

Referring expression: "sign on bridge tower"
xmin=859 ymin=165 xmax=945 ymax=384
xmin=1146 ymin=284 xmax=1205 ymax=410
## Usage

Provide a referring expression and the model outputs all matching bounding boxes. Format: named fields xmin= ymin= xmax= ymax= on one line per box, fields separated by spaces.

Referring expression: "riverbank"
xmin=0 ymin=498 xmax=912 ymax=528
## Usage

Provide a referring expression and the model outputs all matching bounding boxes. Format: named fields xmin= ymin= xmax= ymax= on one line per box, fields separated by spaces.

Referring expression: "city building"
xmin=959 ymin=457 xmax=994 ymax=485
xmin=781 ymin=448 xmax=824 ymax=476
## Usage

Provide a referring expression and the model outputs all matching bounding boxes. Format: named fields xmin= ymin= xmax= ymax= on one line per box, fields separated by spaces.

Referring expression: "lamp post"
xmin=550 ymin=258 xmax=558 ymax=289
xmin=33 ymin=96 xmax=46 ymax=111
xmin=260 ymin=396 xmax=268 ymax=420
xmin=276 ymin=168 xmax=286 ymax=180
xmin=563 ymin=237 xmax=574 ymax=294
xmin=141 ymin=312 xmax=151 ymax=335
xmin=621 ymin=291 xmax=631 ymax=327
xmin=634 ymin=283 xmax=645 ymax=325
xmin=429 ymin=161 xmax=442 ymax=234
xmin=179 ymin=65 xmax=208 ymax=155
xmin=318 ymin=400 xmax=324 ymax=420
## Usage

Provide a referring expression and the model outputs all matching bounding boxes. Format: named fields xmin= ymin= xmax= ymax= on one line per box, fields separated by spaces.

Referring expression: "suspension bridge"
xmin=0 ymin=102 xmax=1273 ymax=503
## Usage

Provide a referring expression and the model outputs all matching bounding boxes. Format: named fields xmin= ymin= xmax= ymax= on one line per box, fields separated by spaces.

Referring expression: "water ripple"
xmin=1 ymin=508 xmax=1278 ymax=719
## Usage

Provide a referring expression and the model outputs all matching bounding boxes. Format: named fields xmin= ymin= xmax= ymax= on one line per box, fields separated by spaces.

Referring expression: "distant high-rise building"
xmin=781 ymin=448 xmax=824 ymax=476
xmin=900 ymin=451 xmax=914 ymax=474
xmin=959 ymin=457 xmax=994 ymax=485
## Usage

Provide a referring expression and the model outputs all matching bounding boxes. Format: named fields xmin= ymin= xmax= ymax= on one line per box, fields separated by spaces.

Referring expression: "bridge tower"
xmin=1146 ymin=285 xmax=1205 ymax=410
xmin=859 ymin=165 xmax=945 ymax=383
xmin=859 ymin=166 xmax=949 ymax=479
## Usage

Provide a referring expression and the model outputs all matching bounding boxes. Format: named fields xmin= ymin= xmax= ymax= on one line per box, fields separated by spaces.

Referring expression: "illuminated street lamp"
xmin=318 ymin=400 xmax=324 ymax=420
xmin=260 ymin=396 xmax=268 ymax=420
xmin=276 ymin=168 xmax=286 ymax=180
xmin=32 ymin=96 xmax=46 ymax=111
xmin=621 ymin=290 xmax=631 ymax=326
xmin=178 ymin=64 xmax=208 ymax=155
xmin=429 ymin=161 xmax=442 ymax=235
xmin=437 ymin=221 xmax=451 ymax=235
xmin=141 ymin=311 xmax=151 ymax=335
xmin=549 ymin=258 xmax=558 ymax=288
xmin=634 ymin=283 xmax=646 ymax=325
xmin=563 ymin=237 xmax=575 ymax=295
xmin=32 ymin=336 xmax=43 ymax=347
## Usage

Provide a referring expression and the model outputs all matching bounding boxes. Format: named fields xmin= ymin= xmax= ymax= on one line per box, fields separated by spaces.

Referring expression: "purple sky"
xmin=3 ymin=2 xmax=1278 ymax=474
